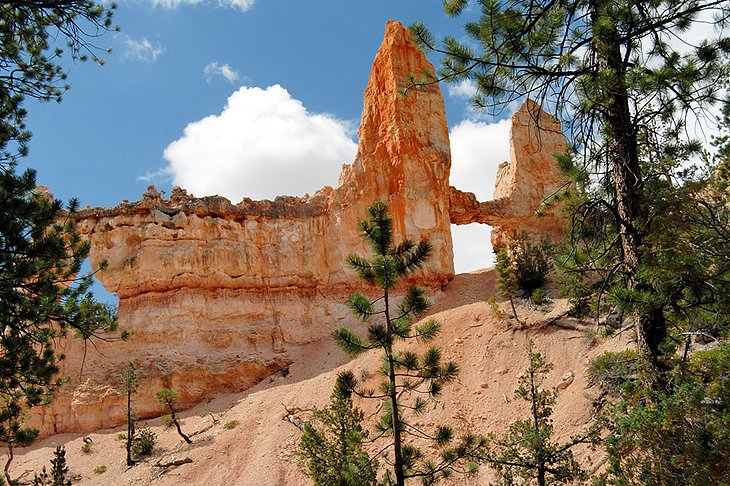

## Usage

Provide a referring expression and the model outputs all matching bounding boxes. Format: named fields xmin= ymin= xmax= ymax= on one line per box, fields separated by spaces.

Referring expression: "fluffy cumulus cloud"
xmin=124 ymin=36 xmax=165 ymax=62
xmin=150 ymin=0 xmax=254 ymax=11
xmin=204 ymin=62 xmax=241 ymax=84
xmin=446 ymin=79 xmax=478 ymax=100
xmin=449 ymin=118 xmax=512 ymax=273
xmin=163 ymin=85 xmax=357 ymax=201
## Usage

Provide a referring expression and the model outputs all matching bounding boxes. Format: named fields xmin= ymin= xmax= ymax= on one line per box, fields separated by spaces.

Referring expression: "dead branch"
xmin=154 ymin=457 xmax=193 ymax=468
xmin=282 ymin=404 xmax=307 ymax=432
xmin=539 ymin=311 xmax=591 ymax=331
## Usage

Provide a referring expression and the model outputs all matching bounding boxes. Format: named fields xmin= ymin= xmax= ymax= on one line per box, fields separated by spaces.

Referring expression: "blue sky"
xmin=21 ymin=1 xmax=518 ymax=283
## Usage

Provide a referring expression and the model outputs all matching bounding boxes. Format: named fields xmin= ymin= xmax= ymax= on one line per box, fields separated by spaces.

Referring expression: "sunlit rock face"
xmin=34 ymin=20 xmax=456 ymax=436
xmin=449 ymin=98 xmax=569 ymax=247
xmin=33 ymin=22 xmax=568 ymax=436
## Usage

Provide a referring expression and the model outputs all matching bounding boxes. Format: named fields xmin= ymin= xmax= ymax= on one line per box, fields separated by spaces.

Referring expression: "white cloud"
xmin=449 ymin=118 xmax=512 ymax=272
xmin=446 ymin=79 xmax=478 ymax=100
xmin=150 ymin=0 xmax=254 ymax=11
xmin=204 ymin=62 xmax=241 ymax=84
xmin=449 ymin=118 xmax=511 ymax=201
xmin=124 ymin=36 xmax=165 ymax=62
xmin=162 ymin=85 xmax=357 ymax=202
xmin=138 ymin=166 xmax=173 ymax=183
xmin=224 ymin=0 xmax=255 ymax=10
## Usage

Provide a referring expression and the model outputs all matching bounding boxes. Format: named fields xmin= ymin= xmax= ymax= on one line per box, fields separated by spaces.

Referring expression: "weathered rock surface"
xmin=33 ymin=20 xmax=455 ymax=436
xmin=33 ymin=22 xmax=569 ymax=436
xmin=450 ymin=98 xmax=569 ymax=246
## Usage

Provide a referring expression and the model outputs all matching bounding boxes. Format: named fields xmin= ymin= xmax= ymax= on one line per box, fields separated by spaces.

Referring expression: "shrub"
xmin=93 ymin=465 xmax=106 ymax=475
xmin=530 ymin=287 xmax=549 ymax=305
xmin=510 ymin=231 xmax=555 ymax=295
xmin=223 ymin=420 xmax=238 ymax=430
xmin=80 ymin=442 xmax=91 ymax=454
xmin=130 ymin=428 xmax=156 ymax=458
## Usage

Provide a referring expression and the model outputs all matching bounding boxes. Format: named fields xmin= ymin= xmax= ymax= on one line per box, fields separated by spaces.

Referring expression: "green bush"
xmin=130 ymin=428 xmax=156 ymax=458
xmin=530 ymin=288 xmax=549 ymax=305
xmin=511 ymin=232 xmax=554 ymax=294
xmin=223 ymin=420 xmax=238 ymax=430
xmin=588 ymin=350 xmax=638 ymax=395
xmin=595 ymin=344 xmax=730 ymax=485
xmin=93 ymin=465 xmax=106 ymax=475
xmin=80 ymin=442 xmax=91 ymax=454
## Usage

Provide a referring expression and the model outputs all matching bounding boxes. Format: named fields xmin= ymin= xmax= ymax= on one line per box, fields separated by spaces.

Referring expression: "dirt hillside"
xmin=8 ymin=268 xmax=627 ymax=485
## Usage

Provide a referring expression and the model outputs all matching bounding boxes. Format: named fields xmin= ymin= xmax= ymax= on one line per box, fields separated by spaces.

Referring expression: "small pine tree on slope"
xmin=298 ymin=372 xmax=376 ymax=486
xmin=333 ymin=200 xmax=483 ymax=486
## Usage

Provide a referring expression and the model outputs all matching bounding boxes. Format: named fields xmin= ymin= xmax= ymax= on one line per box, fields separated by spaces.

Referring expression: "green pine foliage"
xmin=593 ymin=344 xmax=730 ymax=485
xmin=0 ymin=4 xmax=118 ymax=483
xmin=298 ymin=373 xmax=376 ymax=486
xmin=510 ymin=232 xmax=554 ymax=297
xmin=480 ymin=343 xmax=597 ymax=486
xmin=495 ymin=232 xmax=554 ymax=320
xmin=494 ymin=245 xmax=521 ymax=323
xmin=156 ymin=388 xmax=192 ymax=444
xmin=32 ymin=446 xmax=71 ymax=486
xmin=130 ymin=428 xmax=156 ymax=459
xmin=413 ymin=0 xmax=730 ymax=372
xmin=333 ymin=201 xmax=483 ymax=486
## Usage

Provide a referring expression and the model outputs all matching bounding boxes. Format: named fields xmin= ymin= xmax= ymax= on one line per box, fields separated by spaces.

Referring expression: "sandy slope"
xmin=7 ymin=268 xmax=628 ymax=485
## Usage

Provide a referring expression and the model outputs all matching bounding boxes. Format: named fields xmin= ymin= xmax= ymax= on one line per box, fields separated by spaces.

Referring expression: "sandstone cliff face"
xmin=35 ymin=21 xmax=455 ymax=435
xmin=35 ymin=22 xmax=569 ymax=436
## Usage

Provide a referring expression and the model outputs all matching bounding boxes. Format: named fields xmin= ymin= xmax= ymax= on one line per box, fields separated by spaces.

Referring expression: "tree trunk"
xmin=170 ymin=408 xmax=192 ymax=444
xmin=4 ymin=442 xmax=13 ymax=485
xmin=590 ymin=0 xmax=667 ymax=370
xmin=530 ymin=366 xmax=546 ymax=486
xmin=127 ymin=389 xmax=135 ymax=466
xmin=384 ymin=288 xmax=405 ymax=486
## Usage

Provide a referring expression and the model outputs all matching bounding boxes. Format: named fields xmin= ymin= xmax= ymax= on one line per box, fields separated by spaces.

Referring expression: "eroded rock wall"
xmin=34 ymin=22 xmax=569 ymax=436
xmin=449 ymin=99 xmax=569 ymax=247
xmin=34 ymin=21 xmax=455 ymax=436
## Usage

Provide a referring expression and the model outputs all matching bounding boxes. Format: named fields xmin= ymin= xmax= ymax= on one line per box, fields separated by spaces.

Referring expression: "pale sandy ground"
xmin=7 ymin=268 xmax=629 ymax=485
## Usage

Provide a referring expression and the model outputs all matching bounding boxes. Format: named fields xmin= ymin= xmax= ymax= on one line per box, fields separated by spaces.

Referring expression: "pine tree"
xmin=156 ymin=388 xmax=192 ymax=444
xmin=298 ymin=372 xmax=376 ymax=486
xmin=591 ymin=344 xmax=730 ymax=485
xmin=333 ymin=201 xmax=483 ymax=486
xmin=479 ymin=343 xmax=596 ymax=486
xmin=48 ymin=446 xmax=70 ymax=486
xmin=412 ymin=0 xmax=730 ymax=381
xmin=123 ymin=362 xmax=138 ymax=466
xmin=494 ymin=245 xmax=521 ymax=324
xmin=0 ymin=3 xmax=118 ymax=478
xmin=32 ymin=446 xmax=71 ymax=486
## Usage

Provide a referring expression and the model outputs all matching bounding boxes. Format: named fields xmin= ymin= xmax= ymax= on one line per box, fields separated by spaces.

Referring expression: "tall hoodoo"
xmin=333 ymin=19 xmax=454 ymax=280
xmin=34 ymin=21 xmax=456 ymax=435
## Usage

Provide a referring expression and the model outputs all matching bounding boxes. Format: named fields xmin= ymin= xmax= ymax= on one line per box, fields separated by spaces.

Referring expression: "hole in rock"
xmin=451 ymin=223 xmax=494 ymax=274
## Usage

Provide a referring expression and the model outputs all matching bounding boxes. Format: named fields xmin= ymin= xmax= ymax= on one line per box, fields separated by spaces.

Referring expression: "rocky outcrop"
xmin=34 ymin=20 xmax=455 ymax=436
xmin=33 ymin=22 xmax=569 ymax=436
xmin=450 ymin=99 xmax=569 ymax=246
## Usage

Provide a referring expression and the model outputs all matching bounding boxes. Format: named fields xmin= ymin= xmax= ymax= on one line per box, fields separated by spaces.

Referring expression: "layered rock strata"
xmin=35 ymin=20 xmax=455 ymax=435
xmin=34 ymin=22 xmax=569 ymax=436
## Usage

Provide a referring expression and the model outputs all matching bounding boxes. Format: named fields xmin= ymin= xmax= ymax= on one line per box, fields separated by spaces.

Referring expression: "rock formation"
xmin=32 ymin=21 xmax=569 ymax=436
xmin=449 ymin=98 xmax=569 ymax=246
